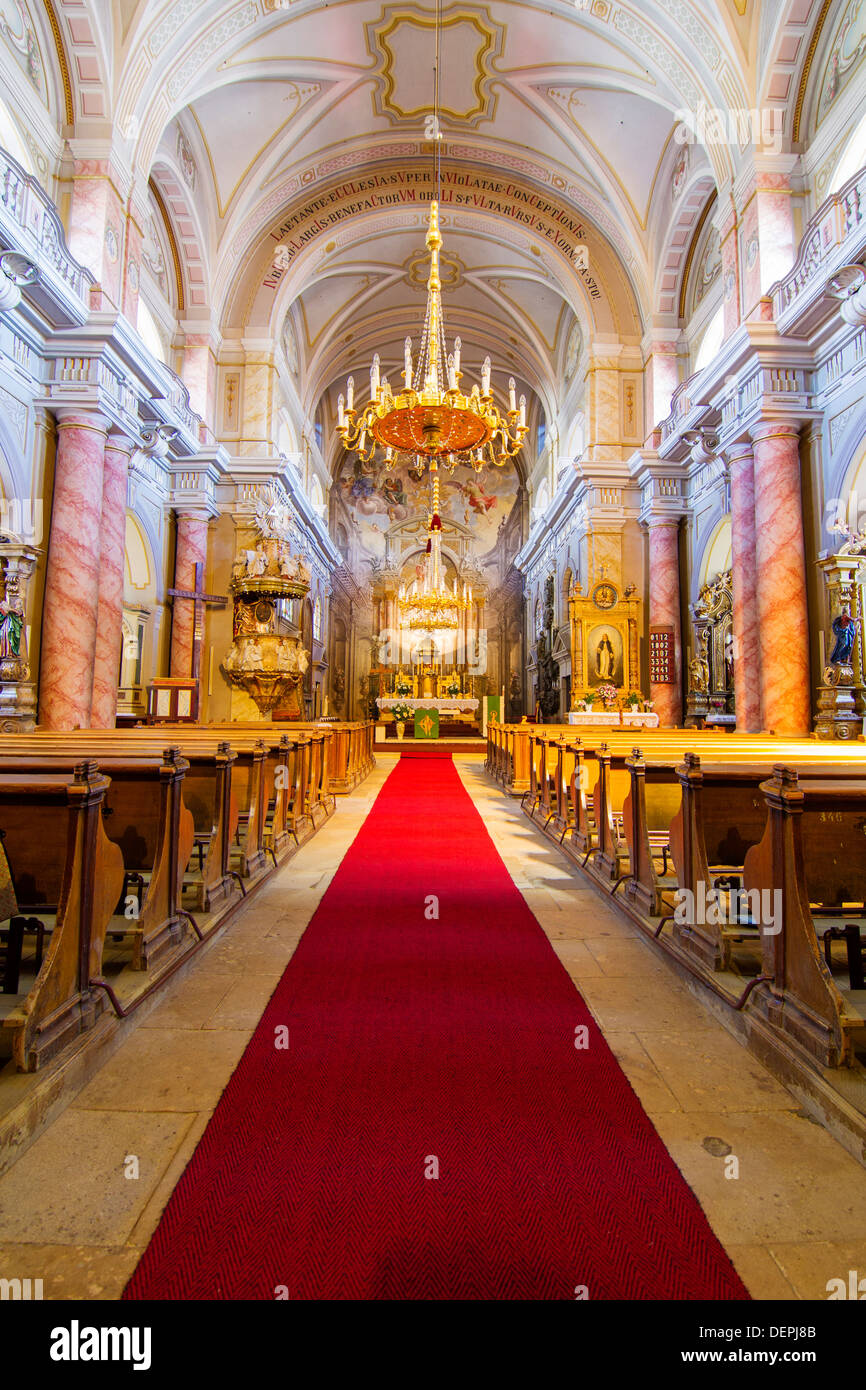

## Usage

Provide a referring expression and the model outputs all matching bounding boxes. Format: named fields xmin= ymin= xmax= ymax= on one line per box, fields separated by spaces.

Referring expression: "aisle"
xmin=124 ymin=755 xmax=747 ymax=1300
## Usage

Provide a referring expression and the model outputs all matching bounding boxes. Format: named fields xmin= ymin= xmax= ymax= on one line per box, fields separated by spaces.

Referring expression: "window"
xmin=828 ymin=112 xmax=866 ymax=198
xmin=0 ymin=102 xmax=33 ymax=175
xmin=694 ymin=306 xmax=724 ymax=374
xmin=137 ymin=299 xmax=168 ymax=364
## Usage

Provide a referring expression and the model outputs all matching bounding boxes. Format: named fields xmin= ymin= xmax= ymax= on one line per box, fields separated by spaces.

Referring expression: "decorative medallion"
xmin=366 ymin=4 xmax=504 ymax=129
xmin=592 ymin=580 xmax=618 ymax=611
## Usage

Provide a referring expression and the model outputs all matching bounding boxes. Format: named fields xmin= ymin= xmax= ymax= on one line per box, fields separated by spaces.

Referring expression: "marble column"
xmin=91 ymin=433 xmax=135 ymax=728
xmin=170 ymin=513 xmax=209 ymax=678
xmin=40 ymin=412 xmax=109 ymax=729
xmin=648 ymin=517 xmax=683 ymax=726
xmin=727 ymin=442 xmax=762 ymax=732
xmin=751 ymin=421 xmax=811 ymax=735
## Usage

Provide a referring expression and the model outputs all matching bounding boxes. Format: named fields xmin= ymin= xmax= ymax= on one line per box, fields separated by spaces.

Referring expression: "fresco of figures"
xmin=337 ymin=455 xmax=520 ymax=567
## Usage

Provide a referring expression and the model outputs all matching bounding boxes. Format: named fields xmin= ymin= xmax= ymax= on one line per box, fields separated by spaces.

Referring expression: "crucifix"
xmin=167 ymin=560 xmax=228 ymax=697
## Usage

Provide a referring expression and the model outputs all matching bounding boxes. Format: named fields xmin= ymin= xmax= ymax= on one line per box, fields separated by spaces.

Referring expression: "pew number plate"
xmin=650 ymin=627 xmax=675 ymax=684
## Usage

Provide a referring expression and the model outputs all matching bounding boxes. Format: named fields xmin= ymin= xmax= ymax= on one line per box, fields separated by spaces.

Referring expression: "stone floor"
xmin=0 ymin=753 xmax=864 ymax=1300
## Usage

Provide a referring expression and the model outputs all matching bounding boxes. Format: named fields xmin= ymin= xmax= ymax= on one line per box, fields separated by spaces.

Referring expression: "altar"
xmin=567 ymin=709 xmax=659 ymax=728
xmin=377 ymin=697 xmax=479 ymax=715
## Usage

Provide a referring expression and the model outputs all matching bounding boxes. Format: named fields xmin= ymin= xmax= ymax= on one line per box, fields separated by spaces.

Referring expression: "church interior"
xmin=0 ymin=0 xmax=865 ymax=1321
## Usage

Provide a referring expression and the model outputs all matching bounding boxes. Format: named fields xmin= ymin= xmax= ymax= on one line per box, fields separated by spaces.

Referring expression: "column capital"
xmin=750 ymin=418 xmax=802 ymax=446
xmin=724 ymin=440 xmax=755 ymax=469
xmin=104 ymin=430 xmax=136 ymax=454
xmin=54 ymin=408 xmax=111 ymax=435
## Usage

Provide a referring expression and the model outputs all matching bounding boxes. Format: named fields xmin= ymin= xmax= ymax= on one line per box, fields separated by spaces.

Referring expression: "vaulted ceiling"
xmin=93 ymin=0 xmax=829 ymax=435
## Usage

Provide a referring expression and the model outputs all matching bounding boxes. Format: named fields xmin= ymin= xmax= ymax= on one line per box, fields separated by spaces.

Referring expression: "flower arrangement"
xmin=445 ymin=679 xmax=461 ymax=697
xmin=574 ymin=690 xmax=595 ymax=712
xmin=596 ymin=682 xmax=619 ymax=709
xmin=394 ymin=677 xmax=412 ymax=696
xmin=624 ymin=690 xmax=642 ymax=708
xmin=392 ymin=703 xmax=413 ymax=723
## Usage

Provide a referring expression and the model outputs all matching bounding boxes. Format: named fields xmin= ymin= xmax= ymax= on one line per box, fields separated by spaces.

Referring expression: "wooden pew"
xmin=0 ymin=747 xmax=195 ymax=970
xmin=181 ymin=743 xmax=241 ymax=911
xmin=619 ymin=753 xmax=682 ymax=917
xmin=0 ymin=762 xmax=124 ymax=1071
xmin=744 ymin=767 xmax=866 ymax=1068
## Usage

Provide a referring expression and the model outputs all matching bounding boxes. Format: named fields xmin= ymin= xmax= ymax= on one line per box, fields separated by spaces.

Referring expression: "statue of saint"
xmin=830 ymin=609 xmax=858 ymax=666
xmin=596 ymin=632 xmax=614 ymax=680
xmin=0 ymin=593 xmax=23 ymax=658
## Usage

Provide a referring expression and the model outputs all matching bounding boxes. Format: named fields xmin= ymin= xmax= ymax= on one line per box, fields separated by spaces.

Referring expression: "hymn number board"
xmin=649 ymin=626 xmax=675 ymax=684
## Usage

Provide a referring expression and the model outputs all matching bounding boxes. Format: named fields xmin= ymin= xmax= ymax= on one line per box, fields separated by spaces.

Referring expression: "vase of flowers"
xmin=394 ymin=677 xmax=412 ymax=697
xmin=445 ymin=679 xmax=461 ymax=698
xmin=597 ymin=682 xmax=619 ymax=711
xmin=392 ymin=702 xmax=412 ymax=740
xmin=624 ymin=691 xmax=642 ymax=710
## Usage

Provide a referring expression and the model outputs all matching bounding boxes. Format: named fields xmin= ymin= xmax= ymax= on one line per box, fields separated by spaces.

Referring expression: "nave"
xmin=0 ymin=752 xmax=864 ymax=1301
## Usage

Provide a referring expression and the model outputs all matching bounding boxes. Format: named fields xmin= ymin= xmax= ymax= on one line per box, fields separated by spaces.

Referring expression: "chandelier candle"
xmin=336 ymin=202 xmax=528 ymax=477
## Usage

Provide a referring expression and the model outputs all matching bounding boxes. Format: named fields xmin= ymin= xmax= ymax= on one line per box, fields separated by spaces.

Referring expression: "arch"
xmin=124 ymin=511 xmax=157 ymax=605
xmin=696 ymin=515 xmax=732 ymax=593
xmin=656 ymin=176 xmax=717 ymax=320
xmin=827 ymin=415 xmax=866 ymax=545
xmin=149 ymin=161 xmax=209 ymax=313
xmin=0 ymin=397 xmax=34 ymax=539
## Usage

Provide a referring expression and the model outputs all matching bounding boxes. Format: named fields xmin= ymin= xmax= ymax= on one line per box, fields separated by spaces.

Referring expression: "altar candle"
xmin=519 ymin=395 xmax=526 ymax=428
xmin=404 ymin=337 xmax=412 ymax=385
xmin=447 ymin=354 xmax=456 ymax=390
xmin=453 ymin=336 xmax=461 ymax=375
xmin=371 ymin=353 xmax=380 ymax=397
xmin=337 ymin=394 xmax=345 ymax=428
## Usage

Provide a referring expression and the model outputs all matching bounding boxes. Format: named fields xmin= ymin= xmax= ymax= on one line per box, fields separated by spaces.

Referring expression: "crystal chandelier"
xmin=397 ymin=473 xmax=472 ymax=631
xmin=336 ymin=202 xmax=527 ymax=476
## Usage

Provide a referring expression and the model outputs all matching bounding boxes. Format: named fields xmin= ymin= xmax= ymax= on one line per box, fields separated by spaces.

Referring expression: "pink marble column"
xmin=751 ymin=421 xmax=811 ymax=735
xmin=39 ymin=412 xmax=109 ymax=729
xmin=90 ymin=433 xmax=134 ymax=728
xmin=170 ymin=513 xmax=209 ymax=677
xmin=727 ymin=442 xmax=762 ymax=732
xmin=648 ymin=517 xmax=683 ymax=726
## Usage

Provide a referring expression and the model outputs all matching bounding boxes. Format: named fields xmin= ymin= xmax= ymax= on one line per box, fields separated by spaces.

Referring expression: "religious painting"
xmin=819 ymin=0 xmax=866 ymax=121
xmin=336 ymin=454 xmax=519 ymax=567
xmin=586 ymin=622 xmax=624 ymax=689
xmin=0 ymin=0 xmax=44 ymax=99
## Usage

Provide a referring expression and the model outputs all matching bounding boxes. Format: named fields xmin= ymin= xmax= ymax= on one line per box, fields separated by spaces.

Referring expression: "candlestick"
xmin=337 ymin=394 xmax=345 ymax=428
xmin=453 ymin=336 xmax=461 ymax=375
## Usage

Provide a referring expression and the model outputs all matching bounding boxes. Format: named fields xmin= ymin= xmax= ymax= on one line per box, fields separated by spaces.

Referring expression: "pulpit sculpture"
xmin=222 ymin=484 xmax=312 ymax=717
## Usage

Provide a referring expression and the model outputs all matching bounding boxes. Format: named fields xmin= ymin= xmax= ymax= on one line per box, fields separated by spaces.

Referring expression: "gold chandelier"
xmin=336 ymin=201 xmax=527 ymax=476
xmin=397 ymin=473 xmax=472 ymax=631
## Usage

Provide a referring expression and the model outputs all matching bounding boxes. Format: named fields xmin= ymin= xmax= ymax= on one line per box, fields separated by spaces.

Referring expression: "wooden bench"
xmin=0 ymin=747 xmax=195 ymax=970
xmin=0 ymin=763 xmax=124 ymax=1071
xmin=744 ymin=767 xmax=866 ymax=1068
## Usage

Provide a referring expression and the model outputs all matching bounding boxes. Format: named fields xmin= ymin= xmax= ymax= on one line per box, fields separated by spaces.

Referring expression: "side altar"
xmin=568 ymin=571 xmax=654 ymax=721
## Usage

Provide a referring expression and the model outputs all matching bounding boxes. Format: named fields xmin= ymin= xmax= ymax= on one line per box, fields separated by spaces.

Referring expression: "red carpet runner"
xmin=125 ymin=757 xmax=748 ymax=1300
